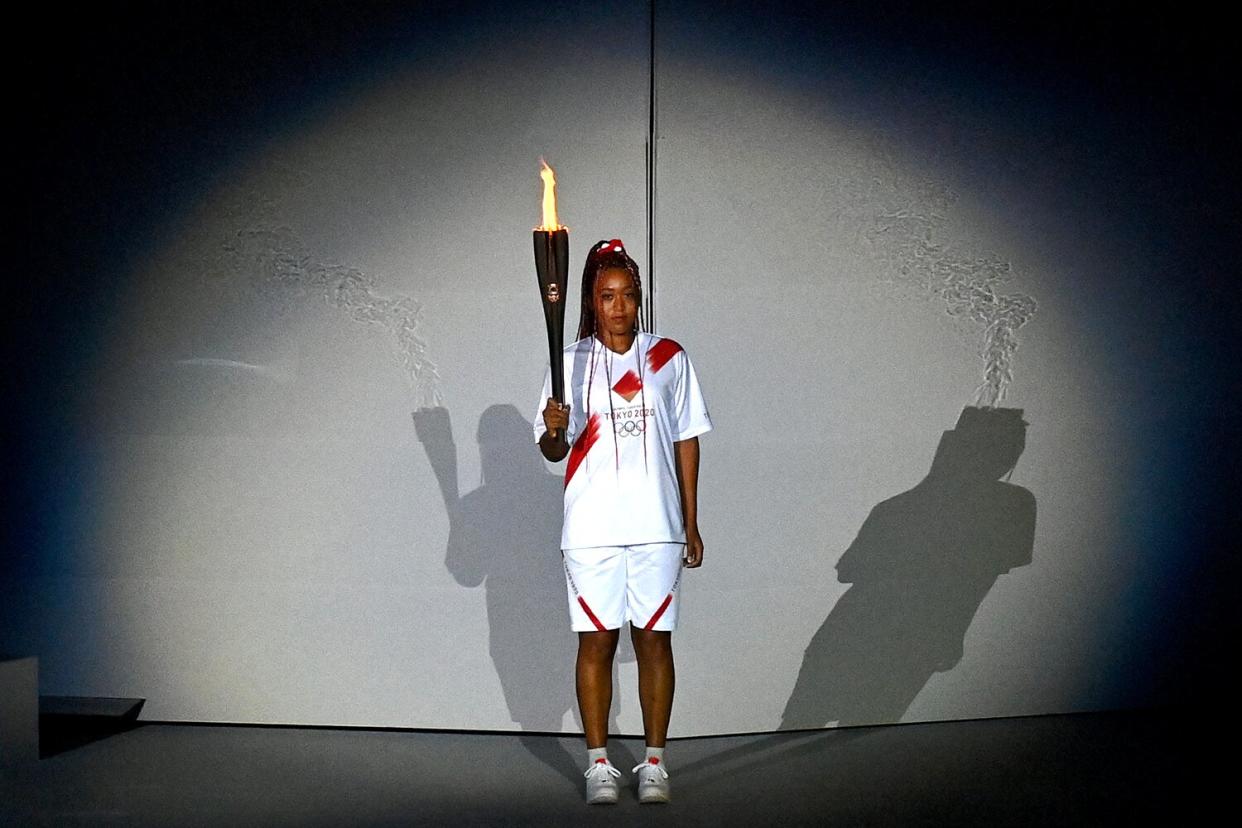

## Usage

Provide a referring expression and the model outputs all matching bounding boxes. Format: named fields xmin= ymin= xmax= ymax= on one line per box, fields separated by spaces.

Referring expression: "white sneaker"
xmin=583 ymin=758 xmax=622 ymax=805
xmin=632 ymin=759 xmax=671 ymax=804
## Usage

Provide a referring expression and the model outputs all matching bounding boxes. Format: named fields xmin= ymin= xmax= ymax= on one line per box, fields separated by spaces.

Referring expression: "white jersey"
xmin=533 ymin=333 xmax=712 ymax=550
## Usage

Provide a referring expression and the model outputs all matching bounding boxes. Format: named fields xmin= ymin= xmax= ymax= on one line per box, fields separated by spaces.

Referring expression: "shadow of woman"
xmin=781 ymin=406 xmax=1036 ymax=729
xmin=413 ymin=404 xmax=635 ymax=786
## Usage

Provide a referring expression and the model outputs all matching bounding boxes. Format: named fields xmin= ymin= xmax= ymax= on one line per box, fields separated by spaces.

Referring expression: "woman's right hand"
xmin=542 ymin=398 xmax=570 ymax=437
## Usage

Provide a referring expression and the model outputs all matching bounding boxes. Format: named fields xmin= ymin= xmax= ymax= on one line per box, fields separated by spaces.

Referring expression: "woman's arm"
xmin=674 ymin=436 xmax=703 ymax=567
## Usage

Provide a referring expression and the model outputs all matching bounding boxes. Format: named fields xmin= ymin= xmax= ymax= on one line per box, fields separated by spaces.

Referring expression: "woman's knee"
xmin=630 ymin=627 xmax=673 ymax=657
xmin=578 ymin=629 xmax=620 ymax=661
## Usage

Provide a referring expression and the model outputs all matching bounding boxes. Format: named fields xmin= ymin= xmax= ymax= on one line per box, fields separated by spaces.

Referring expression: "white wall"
xmin=652 ymin=6 xmax=1191 ymax=731
xmin=9 ymin=3 xmax=653 ymax=733
xmin=4 ymin=2 xmax=1219 ymax=737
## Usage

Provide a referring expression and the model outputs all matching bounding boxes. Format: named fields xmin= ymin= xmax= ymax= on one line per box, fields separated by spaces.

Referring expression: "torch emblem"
xmin=545 ymin=283 xmax=561 ymax=304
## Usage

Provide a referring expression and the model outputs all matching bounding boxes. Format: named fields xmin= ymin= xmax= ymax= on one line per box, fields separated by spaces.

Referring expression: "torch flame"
xmin=537 ymin=158 xmax=563 ymax=231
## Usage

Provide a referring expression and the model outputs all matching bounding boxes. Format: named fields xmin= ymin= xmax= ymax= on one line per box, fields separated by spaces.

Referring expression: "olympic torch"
xmin=533 ymin=159 xmax=568 ymax=440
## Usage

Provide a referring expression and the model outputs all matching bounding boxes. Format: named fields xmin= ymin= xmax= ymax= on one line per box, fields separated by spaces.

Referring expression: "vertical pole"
xmin=645 ymin=0 xmax=658 ymax=333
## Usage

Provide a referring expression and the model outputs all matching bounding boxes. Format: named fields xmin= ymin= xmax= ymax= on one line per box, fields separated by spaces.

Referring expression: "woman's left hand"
xmin=684 ymin=525 xmax=704 ymax=568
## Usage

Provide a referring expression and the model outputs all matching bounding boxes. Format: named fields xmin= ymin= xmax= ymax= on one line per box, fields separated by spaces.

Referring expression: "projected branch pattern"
xmin=849 ymin=154 xmax=1038 ymax=407
xmin=224 ymin=227 xmax=443 ymax=408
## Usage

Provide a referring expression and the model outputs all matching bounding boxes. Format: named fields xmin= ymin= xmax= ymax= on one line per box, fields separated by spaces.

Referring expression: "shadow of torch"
xmin=533 ymin=159 xmax=568 ymax=440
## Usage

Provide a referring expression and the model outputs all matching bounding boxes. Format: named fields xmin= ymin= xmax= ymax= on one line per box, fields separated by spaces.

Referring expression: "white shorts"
xmin=562 ymin=543 xmax=685 ymax=632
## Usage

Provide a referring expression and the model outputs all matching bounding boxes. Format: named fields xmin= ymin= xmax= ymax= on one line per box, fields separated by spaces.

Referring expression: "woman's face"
xmin=594 ymin=267 xmax=639 ymax=340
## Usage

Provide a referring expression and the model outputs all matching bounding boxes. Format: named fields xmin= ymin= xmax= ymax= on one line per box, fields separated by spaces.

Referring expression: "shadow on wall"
xmin=412 ymin=404 xmax=636 ymax=783
xmin=781 ymin=406 xmax=1036 ymax=729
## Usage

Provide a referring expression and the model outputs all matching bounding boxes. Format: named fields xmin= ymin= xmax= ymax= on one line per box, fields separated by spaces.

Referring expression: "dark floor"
xmin=0 ymin=709 xmax=1200 ymax=826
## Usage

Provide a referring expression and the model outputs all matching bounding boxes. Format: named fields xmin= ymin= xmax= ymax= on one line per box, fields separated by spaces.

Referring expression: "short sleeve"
xmin=673 ymin=351 xmax=713 ymax=441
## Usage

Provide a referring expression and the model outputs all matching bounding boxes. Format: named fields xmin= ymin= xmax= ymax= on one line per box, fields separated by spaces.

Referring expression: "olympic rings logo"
xmin=616 ymin=419 xmax=647 ymax=437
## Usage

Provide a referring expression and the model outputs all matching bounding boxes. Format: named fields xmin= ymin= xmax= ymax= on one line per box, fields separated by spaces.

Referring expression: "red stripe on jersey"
xmin=646 ymin=338 xmax=683 ymax=374
xmin=564 ymin=412 xmax=602 ymax=489
xmin=644 ymin=593 xmax=674 ymax=630
xmin=578 ymin=596 xmax=607 ymax=631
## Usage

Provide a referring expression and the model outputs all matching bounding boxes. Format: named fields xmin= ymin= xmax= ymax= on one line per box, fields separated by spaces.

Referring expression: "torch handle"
xmin=546 ymin=309 xmax=566 ymax=444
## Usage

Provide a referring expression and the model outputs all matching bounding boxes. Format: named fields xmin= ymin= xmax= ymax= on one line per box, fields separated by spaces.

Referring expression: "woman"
xmin=534 ymin=239 xmax=712 ymax=805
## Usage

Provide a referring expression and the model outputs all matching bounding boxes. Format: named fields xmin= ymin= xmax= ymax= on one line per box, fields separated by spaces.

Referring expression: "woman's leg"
xmin=629 ymin=627 xmax=674 ymax=747
xmin=576 ymin=628 xmax=620 ymax=747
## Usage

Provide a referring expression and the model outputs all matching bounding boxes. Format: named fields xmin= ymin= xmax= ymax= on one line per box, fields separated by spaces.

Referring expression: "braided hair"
xmin=576 ymin=239 xmax=643 ymax=340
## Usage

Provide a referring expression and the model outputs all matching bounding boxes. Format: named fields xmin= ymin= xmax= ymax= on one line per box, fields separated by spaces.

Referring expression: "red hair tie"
xmin=600 ymin=238 xmax=625 ymax=254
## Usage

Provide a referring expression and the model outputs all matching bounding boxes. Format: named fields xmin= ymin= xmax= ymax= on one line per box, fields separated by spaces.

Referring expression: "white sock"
xmin=645 ymin=746 xmax=665 ymax=765
xmin=588 ymin=746 xmax=609 ymax=765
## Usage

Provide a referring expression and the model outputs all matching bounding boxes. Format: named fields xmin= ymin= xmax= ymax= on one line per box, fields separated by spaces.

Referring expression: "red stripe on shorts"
xmin=577 ymin=596 xmax=607 ymax=631
xmin=644 ymin=593 xmax=674 ymax=630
